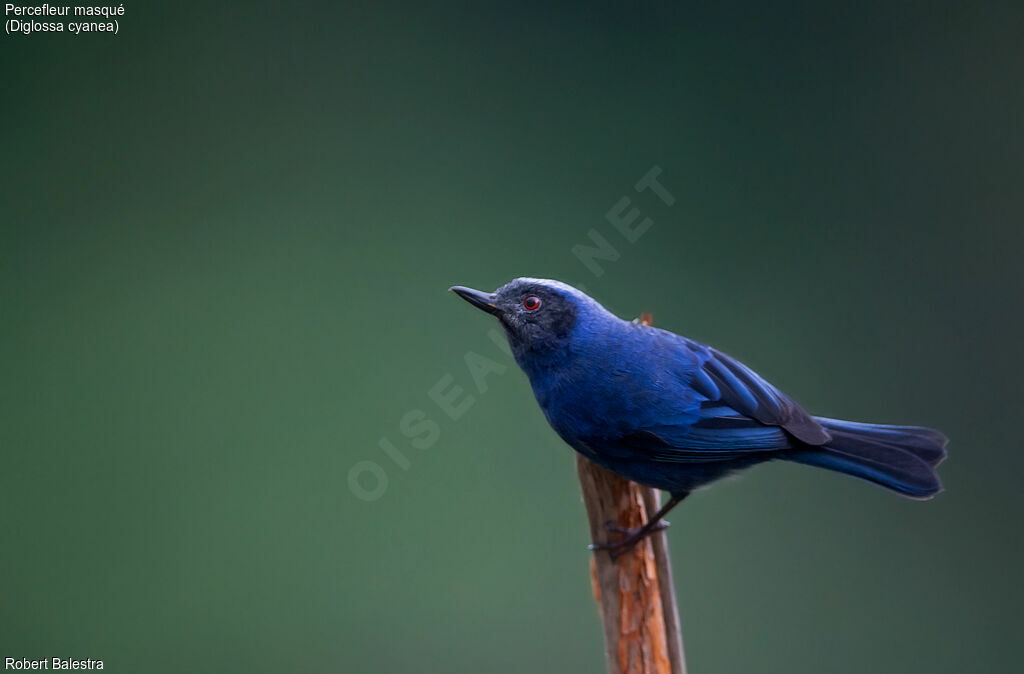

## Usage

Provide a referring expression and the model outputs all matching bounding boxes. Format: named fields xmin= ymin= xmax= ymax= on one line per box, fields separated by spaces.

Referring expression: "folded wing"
xmin=614 ymin=333 xmax=830 ymax=463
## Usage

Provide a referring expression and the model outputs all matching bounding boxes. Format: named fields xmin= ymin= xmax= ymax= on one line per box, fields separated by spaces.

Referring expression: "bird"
xmin=450 ymin=277 xmax=947 ymax=556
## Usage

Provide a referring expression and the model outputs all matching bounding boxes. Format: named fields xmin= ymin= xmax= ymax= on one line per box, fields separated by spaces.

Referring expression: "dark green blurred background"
xmin=2 ymin=2 xmax=1022 ymax=672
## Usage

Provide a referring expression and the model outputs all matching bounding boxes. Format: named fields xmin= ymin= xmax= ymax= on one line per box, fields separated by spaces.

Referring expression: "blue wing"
xmin=621 ymin=401 xmax=792 ymax=463
xmin=683 ymin=338 xmax=830 ymax=445
xmin=611 ymin=331 xmax=831 ymax=464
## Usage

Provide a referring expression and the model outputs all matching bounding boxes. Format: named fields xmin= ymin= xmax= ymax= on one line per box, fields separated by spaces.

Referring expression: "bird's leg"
xmin=589 ymin=492 xmax=688 ymax=559
xmin=603 ymin=520 xmax=670 ymax=536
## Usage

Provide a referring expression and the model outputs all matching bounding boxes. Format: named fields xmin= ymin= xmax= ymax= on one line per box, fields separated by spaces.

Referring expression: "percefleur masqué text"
xmin=4 ymin=4 xmax=123 ymax=36
xmin=4 ymin=658 xmax=103 ymax=670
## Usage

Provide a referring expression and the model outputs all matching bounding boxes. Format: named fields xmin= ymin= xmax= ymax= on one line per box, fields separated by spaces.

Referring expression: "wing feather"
xmin=689 ymin=341 xmax=830 ymax=445
xmin=597 ymin=330 xmax=830 ymax=465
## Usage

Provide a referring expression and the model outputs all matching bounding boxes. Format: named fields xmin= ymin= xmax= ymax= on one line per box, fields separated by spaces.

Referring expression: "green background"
xmin=2 ymin=2 xmax=1022 ymax=672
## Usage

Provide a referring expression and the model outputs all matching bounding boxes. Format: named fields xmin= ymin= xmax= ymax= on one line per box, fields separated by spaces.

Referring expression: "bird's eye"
xmin=522 ymin=296 xmax=542 ymax=311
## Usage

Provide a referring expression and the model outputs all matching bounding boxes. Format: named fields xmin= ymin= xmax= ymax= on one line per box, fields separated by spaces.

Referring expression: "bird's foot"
xmin=587 ymin=520 xmax=670 ymax=559
xmin=602 ymin=520 xmax=669 ymax=536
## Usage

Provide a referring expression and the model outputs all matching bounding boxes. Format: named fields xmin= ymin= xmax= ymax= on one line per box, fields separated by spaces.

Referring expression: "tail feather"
xmin=784 ymin=417 xmax=948 ymax=499
xmin=815 ymin=418 xmax=948 ymax=465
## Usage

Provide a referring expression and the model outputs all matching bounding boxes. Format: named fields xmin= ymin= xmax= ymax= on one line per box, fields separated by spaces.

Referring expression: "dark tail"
xmin=783 ymin=417 xmax=948 ymax=499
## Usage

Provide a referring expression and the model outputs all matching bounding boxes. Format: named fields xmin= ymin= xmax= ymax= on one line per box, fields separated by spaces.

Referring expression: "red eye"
xmin=523 ymin=296 xmax=542 ymax=311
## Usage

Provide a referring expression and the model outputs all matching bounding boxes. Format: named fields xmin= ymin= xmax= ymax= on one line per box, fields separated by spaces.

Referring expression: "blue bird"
xmin=451 ymin=278 xmax=947 ymax=555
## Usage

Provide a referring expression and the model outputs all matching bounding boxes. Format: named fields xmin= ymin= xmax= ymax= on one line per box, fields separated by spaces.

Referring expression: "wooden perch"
xmin=577 ymin=313 xmax=687 ymax=674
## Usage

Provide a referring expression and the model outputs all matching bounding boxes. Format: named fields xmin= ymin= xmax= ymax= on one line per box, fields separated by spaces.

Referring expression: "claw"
xmin=587 ymin=537 xmax=641 ymax=559
xmin=589 ymin=520 xmax=671 ymax=558
xmin=603 ymin=520 xmax=670 ymax=536
xmin=587 ymin=493 xmax=688 ymax=559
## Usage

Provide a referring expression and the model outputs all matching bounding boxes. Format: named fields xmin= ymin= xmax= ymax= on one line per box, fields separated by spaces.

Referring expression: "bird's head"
xmin=450 ymin=277 xmax=603 ymax=361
